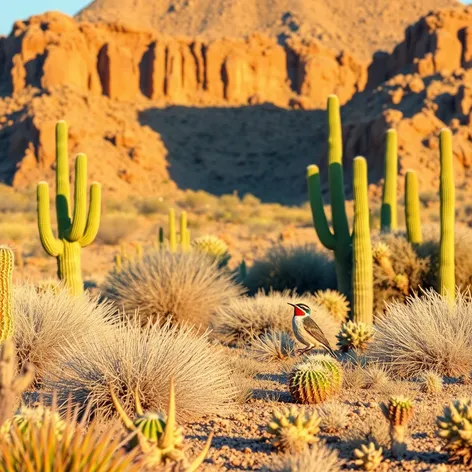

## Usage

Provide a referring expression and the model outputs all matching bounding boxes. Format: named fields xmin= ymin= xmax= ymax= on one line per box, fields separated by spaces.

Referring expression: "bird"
xmin=288 ymin=302 xmax=337 ymax=358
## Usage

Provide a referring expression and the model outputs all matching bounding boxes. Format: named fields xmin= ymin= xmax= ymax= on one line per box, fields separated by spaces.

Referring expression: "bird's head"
xmin=287 ymin=302 xmax=311 ymax=317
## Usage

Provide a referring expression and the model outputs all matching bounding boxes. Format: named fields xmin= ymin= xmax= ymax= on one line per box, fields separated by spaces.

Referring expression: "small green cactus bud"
xmin=313 ymin=289 xmax=350 ymax=322
xmin=336 ymin=320 xmax=374 ymax=352
xmin=437 ymin=398 xmax=472 ymax=465
xmin=353 ymin=442 xmax=384 ymax=471
xmin=191 ymin=235 xmax=230 ymax=266
xmin=266 ymin=406 xmax=321 ymax=453
xmin=393 ymin=274 xmax=409 ymax=295
xmin=419 ymin=371 xmax=443 ymax=394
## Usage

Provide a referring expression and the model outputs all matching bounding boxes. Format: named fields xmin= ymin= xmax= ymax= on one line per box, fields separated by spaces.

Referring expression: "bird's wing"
xmin=303 ymin=316 xmax=334 ymax=350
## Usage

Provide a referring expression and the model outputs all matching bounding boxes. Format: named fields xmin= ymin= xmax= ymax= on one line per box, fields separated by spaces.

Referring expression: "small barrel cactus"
xmin=380 ymin=396 xmax=414 ymax=458
xmin=419 ymin=371 xmax=443 ymax=394
xmin=336 ymin=321 xmax=374 ymax=352
xmin=313 ymin=289 xmax=350 ymax=322
xmin=266 ymin=406 xmax=320 ymax=453
xmin=289 ymin=355 xmax=343 ymax=404
xmin=191 ymin=235 xmax=230 ymax=265
xmin=353 ymin=442 xmax=383 ymax=471
xmin=437 ymin=398 xmax=472 ymax=465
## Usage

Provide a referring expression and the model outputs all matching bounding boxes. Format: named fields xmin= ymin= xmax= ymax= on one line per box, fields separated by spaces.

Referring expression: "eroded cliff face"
xmin=0 ymin=12 xmax=367 ymax=108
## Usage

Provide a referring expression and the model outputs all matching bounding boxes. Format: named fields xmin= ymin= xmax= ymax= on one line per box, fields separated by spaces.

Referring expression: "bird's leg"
xmin=296 ymin=346 xmax=314 ymax=356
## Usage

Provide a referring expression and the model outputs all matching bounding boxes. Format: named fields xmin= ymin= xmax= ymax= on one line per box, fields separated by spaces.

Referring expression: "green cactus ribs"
xmin=36 ymin=121 xmax=101 ymax=295
xmin=380 ymin=129 xmax=398 ymax=233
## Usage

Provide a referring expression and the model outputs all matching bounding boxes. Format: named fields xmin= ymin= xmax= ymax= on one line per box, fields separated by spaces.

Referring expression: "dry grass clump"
xmin=418 ymin=370 xmax=443 ymax=394
xmin=371 ymin=233 xmax=428 ymax=315
xmin=101 ymin=250 xmax=243 ymax=329
xmin=212 ymin=290 xmax=340 ymax=347
xmin=250 ymin=330 xmax=296 ymax=362
xmin=367 ymin=289 xmax=472 ymax=378
xmin=45 ymin=319 xmax=242 ymax=421
xmin=243 ymin=244 xmax=336 ymax=295
xmin=363 ymin=364 xmax=391 ymax=391
xmin=317 ymin=401 xmax=350 ymax=433
xmin=12 ymin=283 xmax=116 ymax=385
xmin=264 ymin=442 xmax=344 ymax=472
xmin=96 ymin=214 xmax=138 ymax=245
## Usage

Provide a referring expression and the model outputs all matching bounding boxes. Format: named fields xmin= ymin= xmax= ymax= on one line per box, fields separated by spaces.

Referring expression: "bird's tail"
xmin=323 ymin=343 xmax=337 ymax=359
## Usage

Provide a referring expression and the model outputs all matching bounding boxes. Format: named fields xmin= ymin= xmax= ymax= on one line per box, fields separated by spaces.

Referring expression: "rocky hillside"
xmin=1 ymin=6 xmax=472 ymax=204
xmin=76 ymin=0 xmax=458 ymax=60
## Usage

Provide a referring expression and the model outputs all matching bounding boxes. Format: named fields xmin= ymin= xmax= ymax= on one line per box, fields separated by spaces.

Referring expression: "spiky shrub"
xmin=317 ymin=401 xmax=349 ymax=433
xmin=419 ymin=371 xmax=443 ymax=394
xmin=371 ymin=233 xmax=428 ymax=314
xmin=212 ymin=290 xmax=340 ymax=347
xmin=44 ymin=319 xmax=243 ymax=421
xmin=289 ymin=355 xmax=343 ymax=404
xmin=380 ymin=396 xmax=414 ymax=458
xmin=265 ymin=442 xmax=343 ymax=472
xmin=367 ymin=289 xmax=472 ymax=378
xmin=34 ymin=278 xmax=62 ymax=295
xmin=36 ymin=121 xmax=101 ymax=295
xmin=243 ymin=244 xmax=336 ymax=296
xmin=437 ymin=399 xmax=472 ymax=466
xmin=191 ymin=235 xmax=230 ymax=266
xmin=266 ymin=406 xmax=321 ymax=453
xmin=313 ymin=289 xmax=350 ymax=322
xmin=336 ymin=321 xmax=374 ymax=352
xmin=12 ymin=283 xmax=116 ymax=385
xmin=353 ymin=442 xmax=384 ymax=471
xmin=0 ymin=405 xmax=143 ymax=471
xmin=0 ymin=246 xmax=14 ymax=341
xmin=250 ymin=330 xmax=296 ymax=362
xmin=101 ymin=250 xmax=243 ymax=329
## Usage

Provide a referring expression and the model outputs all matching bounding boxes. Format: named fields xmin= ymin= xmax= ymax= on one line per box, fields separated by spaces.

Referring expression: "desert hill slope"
xmin=76 ymin=0 xmax=458 ymax=59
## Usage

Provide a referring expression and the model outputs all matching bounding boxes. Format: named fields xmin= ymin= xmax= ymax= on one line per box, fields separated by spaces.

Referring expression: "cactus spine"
xmin=37 ymin=121 xmax=101 ymax=296
xmin=404 ymin=170 xmax=422 ymax=244
xmin=352 ymin=157 xmax=373 ymax=324
xmin=0 ymin=247 xmax=14 ymax=341
xmin=380 ymin=129 xmax=398 ymax=233
xmin=307 ymin=95 xmax=352 ymax=300
xmin=438 ymin=128 xmax=455 ymax=304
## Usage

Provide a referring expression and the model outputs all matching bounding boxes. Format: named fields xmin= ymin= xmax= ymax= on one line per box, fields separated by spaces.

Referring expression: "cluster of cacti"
xmin=313 ymin=289 xmax=350 ymax=322
xmin=372 ymin=242 xmax=409 ymax=295
xmin=353 ymin=442 xmax=384 ymax=471
xmin=336 ymin=320 xmax=374 ymax=352
xmin=0 ymin=246 xmax=14 ymax=342
xmin=266 ymin=406 xmax=321 ymax=453
xmin=37 ymin=121 xmax=101 ymax=296
xmin=437 ymin=398 xmax=472 ymax=465
xmin=288 ymin=354 xmax=343 ymax=404
xmin=115 ymin=242 xmax=144 ymax=272
xmin=110 ymin=377 xmax=212 ymax=470
xmin=157 ymin=208 xmax=191 ymax=252
xmin=419 ymin=371 xmax=443 ymax=394
xmin=191 ymin=235 xmax=230 ymax=266
xmin=380 ymin=396 xmax=414 ymax=458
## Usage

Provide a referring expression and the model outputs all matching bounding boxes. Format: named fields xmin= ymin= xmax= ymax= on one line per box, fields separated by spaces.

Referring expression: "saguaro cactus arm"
xmin=37 ymin=182 xmax=64 ymax=257
xmin=67 ymin=153 xmax=88 ymax=241
xmin=381 ymin=129 xmax=398 ymax=232
xmin=78 ymin=182 xmax=102 ymax=247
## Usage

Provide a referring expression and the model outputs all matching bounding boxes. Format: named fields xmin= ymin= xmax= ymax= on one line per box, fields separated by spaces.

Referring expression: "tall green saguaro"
xmin=307 ymin=95 xmax=352 ymax=300
xmin=438 ymin=128 xmax=455 ymax=304
xmin=380 ymin=129 xmax=398 ymax=233
xmin=404 ymin=170 xmax=422 ymax=244
xmin=352 ymin=157 xmax=373 ymax=324
xmin=37 ymin=121 xmax=101 ymax=296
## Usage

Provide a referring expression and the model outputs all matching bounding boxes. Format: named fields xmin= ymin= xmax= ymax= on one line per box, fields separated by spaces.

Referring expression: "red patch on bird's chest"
xmin=294 ymin=306 xmax=305 ymax=316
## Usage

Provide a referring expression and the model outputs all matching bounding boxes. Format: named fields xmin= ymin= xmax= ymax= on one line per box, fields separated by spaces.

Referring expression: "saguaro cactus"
xmin=352 ymin=157 xmax=373 ymax=324
xmin=307 ymin=95 xmax=352 ymax=299
xmin=0 ymin=246 xmax=14 ymax=341
xmin=438 ymin=128 xmax=455 ymax=304
xmin=37 ymin=121 xmax=101 ymax=296
xmin=404 ymin=170 xmax=422 ymax=244
xmin=380 ymin=129 xmax=398 ymax=233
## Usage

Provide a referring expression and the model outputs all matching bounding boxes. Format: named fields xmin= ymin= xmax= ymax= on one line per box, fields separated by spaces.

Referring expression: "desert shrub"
xmin=0 ymin=222 xmax=33 ymax=242
xmin=179 ymin=190 xmax=218 ymax=213
xmin=250 ymin=330 xmax=296 ymax=362
xmin=371 ymin=232 xmax=428 ymax=314
xmin=101 ymin=250 xmax=243 ymax=329
xmin=416 ymin=223 xmax=472 ymax=292
xmin=367 ymin=289 xmax=472 ymax=378
xmin=96 ymin=214 xmax=138 ymax=245
xmin=244 ymin=245 xmax=336 ymax=295
xmin=45 ymin=319 xmax=242 ymax=421
xmin=133 ymin=196 xmax=169 ymax=215
xmin=212 ymin=290 xmax=340 ymax=347
xmin=12 ymin=284 xmax=116 ymax=385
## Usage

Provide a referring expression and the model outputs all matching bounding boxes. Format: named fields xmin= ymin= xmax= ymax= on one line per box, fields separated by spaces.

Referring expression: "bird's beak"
xmin=287 ymin=302 xmax=296 ymax=307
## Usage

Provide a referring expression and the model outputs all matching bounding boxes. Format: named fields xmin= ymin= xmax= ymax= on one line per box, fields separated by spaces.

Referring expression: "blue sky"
xmin=0 ymin=0 xmax=471 ymax=35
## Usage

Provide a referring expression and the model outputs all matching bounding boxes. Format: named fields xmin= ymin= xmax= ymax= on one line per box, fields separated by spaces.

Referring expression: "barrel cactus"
xmin=380 ymin=396 xmax=414 ymax=458
xmin=419 ymin=371 xmax=443 ymax=394
xmin=336 ymin=321 xmax=374 ymax=352
xmin=437 ymin=398 xmax=472 ymax=465
xmin=266 ymin=406 xmax=320 ymax=453
xmin=353 ymin=442 xmax=384 ymax=471
xmin=191 ymin=235 xmax=230 ymax=266
xmin=313 ymin=289 xmax=350 ymax=322
xmin=288 ymin=354 xmax=343 ymax=404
